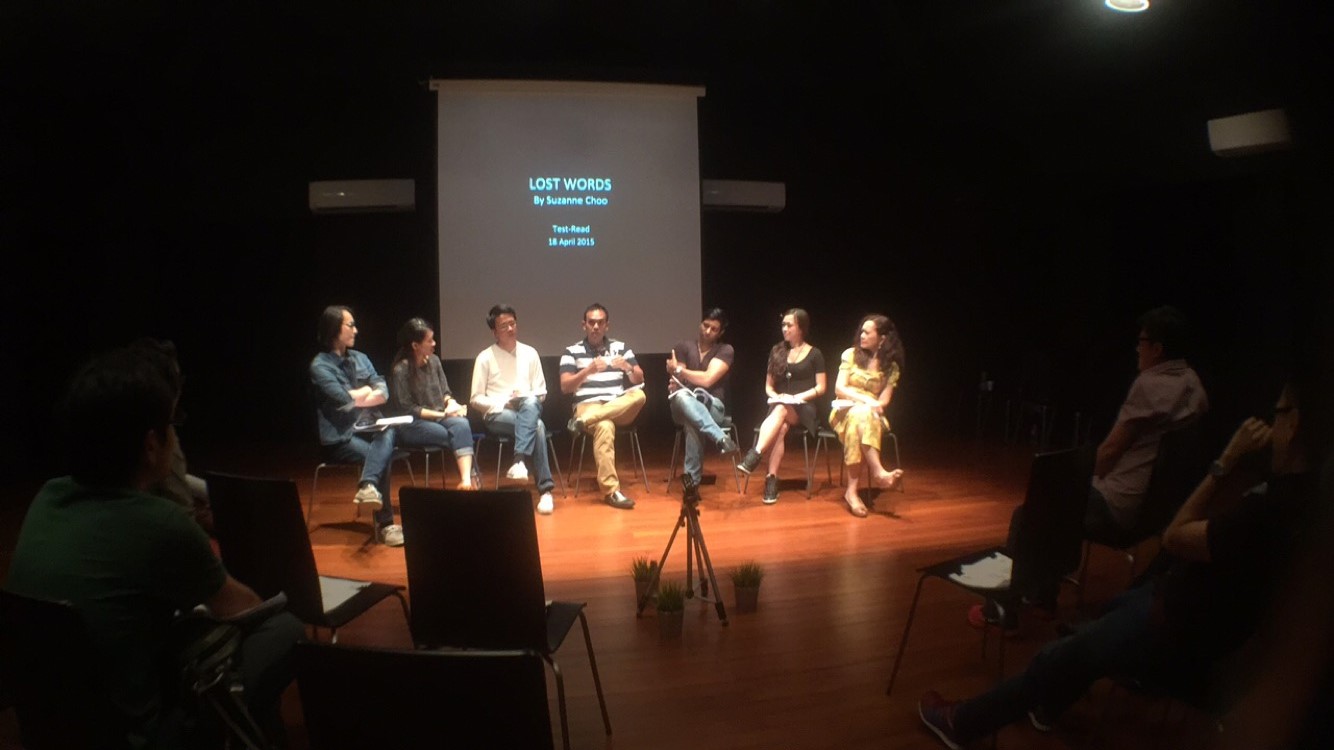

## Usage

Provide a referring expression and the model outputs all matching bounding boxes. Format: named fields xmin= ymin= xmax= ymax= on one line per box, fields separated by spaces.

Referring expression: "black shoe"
xmin=717 ymin=435 xmax=739 ymax=454
xmin=737 ymin=449 xmax=761 ymax=475
xmin=605 ymin=490 xmax=635 ymax=510
xmin=681 ymin=475 xmax=702 ymax=505
xmin=762 ymin=474 xmax=779 ymax=505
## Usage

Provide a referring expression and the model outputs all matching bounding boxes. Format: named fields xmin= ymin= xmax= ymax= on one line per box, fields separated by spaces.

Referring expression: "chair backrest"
xmin=1137 ymin=421 xmax=1208 ymax=535
xmin=1010 ymin=446 xmax=1094 ymax=588
xmin=0 ymin=589 xmax=128 ymax=749
xmin=294 ymin=641 xmax=553 ymax=749
xmin=399 ymin=488 xmax=549 ymax=650
xmin=203 ymin=472 xmax=326 ymax=625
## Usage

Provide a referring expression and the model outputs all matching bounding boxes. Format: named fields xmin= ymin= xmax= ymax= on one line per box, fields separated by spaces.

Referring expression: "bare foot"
xmin=874 ymin=469 xmax=904 ymax=490
xmin=844 ymin=493 xmax=868 ymax=518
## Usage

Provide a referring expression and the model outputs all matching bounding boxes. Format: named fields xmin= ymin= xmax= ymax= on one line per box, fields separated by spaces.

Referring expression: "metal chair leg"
xmin=886 ymin=574 xmax=928 ymax=696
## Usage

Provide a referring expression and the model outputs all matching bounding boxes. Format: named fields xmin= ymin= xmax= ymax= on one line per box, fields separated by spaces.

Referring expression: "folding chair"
xmin=205 ymin=472 xmax=409 ymax=642
xmin=400 ymin=487 xmax=611 ymax=750
xmin=294 ymin=642 xmax=554 ymax=749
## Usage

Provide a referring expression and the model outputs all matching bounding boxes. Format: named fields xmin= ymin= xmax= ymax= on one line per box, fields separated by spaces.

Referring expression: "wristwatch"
xmin=675 ymin=365 xmax=683 ymax=376
xmin=1208 ymin=459 xmax=1231 ymax=478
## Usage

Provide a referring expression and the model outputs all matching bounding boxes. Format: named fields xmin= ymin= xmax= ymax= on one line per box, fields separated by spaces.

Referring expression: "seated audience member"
xmin=389 ymin=317 xmax=477 ymax=489
xmin=736 ymin=308 xmax=827 ymax=505
xmin=470 ymin=303 xmax=557 ymax=514
xmin=919 ymin=377 xmax=1322 ymax=749
xmin=132 ymin=337 xmax=214 ymax=533
xmin=4 ymin=346 xmax=304 ymax=748
xmin=560 ymin=303 xmax=646 ymax=510
xmin=978 ymin=305 xmax=1209 ymax=626
xmin=309 ymin=305 xmax=403 ymax=546
xmin=667 ymin=307 xmax=740 ymax=503
xmin=828 ymin=314 xmax=905 ymax=517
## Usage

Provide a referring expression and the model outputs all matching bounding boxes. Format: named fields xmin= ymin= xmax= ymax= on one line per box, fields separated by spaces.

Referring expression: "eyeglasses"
xmin=1262 ymin=405 xmax=1296 ymax=422
xmin=344 ymin=321 xmax=358 ymax=329
xmin=584 ymin=318 xmax=608 ymax=328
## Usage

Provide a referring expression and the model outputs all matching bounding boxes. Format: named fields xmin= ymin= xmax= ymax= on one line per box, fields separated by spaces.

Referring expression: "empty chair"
xmin=887 ymin=447 xmax=1091 ymax=696
xmin=399 ymin=487 xmax=611 ymax=750
xmin=205 ymin=471 xmax=408 ymax=642
xmin=294 ymin=642 xmax=553 ymax=750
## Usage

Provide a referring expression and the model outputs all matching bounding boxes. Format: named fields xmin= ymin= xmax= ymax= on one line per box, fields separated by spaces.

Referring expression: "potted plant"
xmin=731 ymin=561 xmax=765 ymax=614
xmin=655 ymin=580 xmax=685 ymax=639
xmin=630 ymin=555 xmax=659 ymax=607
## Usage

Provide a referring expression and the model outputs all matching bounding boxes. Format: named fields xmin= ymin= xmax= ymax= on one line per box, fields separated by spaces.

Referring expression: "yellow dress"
xmin=828 ymin=348 xmax=900 ymax=465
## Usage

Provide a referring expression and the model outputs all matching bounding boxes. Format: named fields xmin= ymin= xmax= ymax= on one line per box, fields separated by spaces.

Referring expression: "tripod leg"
xmin=694 ymin=527 xmax=709 ymax=598
xmin=639 ymin=506 xmax=687 ymax=616
xmin=686 ymin=507 xmax=729 ymax=625
xmin=683 ymin=508 xmax=697 ymax=599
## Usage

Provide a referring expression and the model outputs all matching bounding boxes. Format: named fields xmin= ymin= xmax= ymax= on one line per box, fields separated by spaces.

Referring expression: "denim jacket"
xmin=310 ymin=350 xmax=387 ymax=445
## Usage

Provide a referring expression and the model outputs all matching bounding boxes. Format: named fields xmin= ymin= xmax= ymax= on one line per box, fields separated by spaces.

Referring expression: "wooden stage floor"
xmin=0 ymin=436 xmax=1221 ymax=749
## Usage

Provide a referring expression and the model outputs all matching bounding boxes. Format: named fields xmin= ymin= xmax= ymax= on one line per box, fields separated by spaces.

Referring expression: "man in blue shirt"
xmin=309 ymin=305 xmax=402 ymax=546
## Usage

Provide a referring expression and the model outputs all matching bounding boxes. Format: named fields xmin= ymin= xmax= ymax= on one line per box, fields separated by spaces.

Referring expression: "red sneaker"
xmin=967 ymin=603 xmax=1020 ymax=637
xmin=918 ymin=690 xmax=964 ymax=749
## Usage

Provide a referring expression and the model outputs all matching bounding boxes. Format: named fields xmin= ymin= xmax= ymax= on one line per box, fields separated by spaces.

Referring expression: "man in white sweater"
xmin=470 ymin=304 xmax=557 ymax=514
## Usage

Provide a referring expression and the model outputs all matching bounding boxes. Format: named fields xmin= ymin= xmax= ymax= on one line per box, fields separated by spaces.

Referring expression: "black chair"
xmin=743 ymin=424 xmax=832 ymax=498
xmin=569 ymin=423 xmax=649 ymax=496
xmin=399 ymin=487 xmax=611 ymax=750
xmin=815 ymin=425 xmax=906 ymax=494
xmin=205 ymin=472 xmax=409 ymax=642
xmin=294 ymin=642 xmax=554 ymax=749
xmin=664 ymin=416 xmax=742 ymax=494
xmin=1075 ymin=422 xmax=1207 ymax=608
xmin=0 ymin=589 xmax=129 ymax=749
xmin=308 ymin=448 xmax=414 ymax=532
xmin=475 ymin=425 xmax=567 ymax=494
xmin=886 ymin=446 xmax=1092 ymax=696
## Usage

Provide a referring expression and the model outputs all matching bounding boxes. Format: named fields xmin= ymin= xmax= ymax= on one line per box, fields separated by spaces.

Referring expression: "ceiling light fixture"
xmin=1105 ymin=0 xmax=1150 ymax=11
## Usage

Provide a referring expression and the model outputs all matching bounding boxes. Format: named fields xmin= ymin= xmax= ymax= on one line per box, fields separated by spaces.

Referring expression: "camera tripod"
xmin=637 ymin=490 xmax=728 ymax=625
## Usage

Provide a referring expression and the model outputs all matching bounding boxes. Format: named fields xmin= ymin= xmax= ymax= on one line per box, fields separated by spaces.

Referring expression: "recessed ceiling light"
xmin=1105 ymin=0 xmax=1150 ymax=11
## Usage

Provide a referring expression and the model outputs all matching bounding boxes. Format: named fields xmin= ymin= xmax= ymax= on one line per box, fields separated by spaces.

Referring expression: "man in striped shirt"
xmin=560 ymin=303 xmax=646 ymax=509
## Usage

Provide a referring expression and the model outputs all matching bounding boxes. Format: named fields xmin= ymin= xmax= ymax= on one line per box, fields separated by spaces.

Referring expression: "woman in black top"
xmin=389 ymin=318 xmax=477 ymax=489
xmin=737 ymin=308 xmax=826 ymax=505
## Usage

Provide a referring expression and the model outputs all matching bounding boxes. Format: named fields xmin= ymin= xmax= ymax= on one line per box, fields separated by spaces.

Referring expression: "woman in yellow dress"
xmin=829 ymin=314 xmax=905 ymax=517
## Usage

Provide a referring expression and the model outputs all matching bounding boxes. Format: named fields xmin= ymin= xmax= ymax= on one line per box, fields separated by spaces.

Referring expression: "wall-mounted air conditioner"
xmin=1207 ymin=109 xmax=1291 ymax=157
xmin=701 ymin=179 xmax=785 ymax=213
xmin=308 ymin=179 xmax=416 ymax=214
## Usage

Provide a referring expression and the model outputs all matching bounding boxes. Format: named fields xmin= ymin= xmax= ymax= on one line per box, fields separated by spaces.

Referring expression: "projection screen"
xmin=432 ymin=79 xmax=705 ymax=359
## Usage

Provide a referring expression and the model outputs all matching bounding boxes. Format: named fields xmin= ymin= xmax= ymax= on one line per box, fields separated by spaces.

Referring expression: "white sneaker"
xmin=354 ymin=483 xmax=383 ymax=510
xmin=536 ymin=492 xmax=554 ymax=515
xmin=506 ymin=461 xmax=529 ymax=481
xmin=379 ymin=524 xmax=404 ymax=547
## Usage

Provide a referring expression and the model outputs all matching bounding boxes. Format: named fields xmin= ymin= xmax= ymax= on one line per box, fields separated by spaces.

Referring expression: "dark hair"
xmin=767 ymin=308 xmax=810 ymax=379
xmin=853 ymin=314 xmax=906 ymax=374
xmin=487 ymin=304 xmax=517 ymax=330
xmin=59 ymin=347 xmax=177 ymax=487
xmin=583 ymin=303 xmax=608 ymax=321
xmin=392 ymin=317 xmax=434 ymax=387
xmin=128 ymin=337 xmax=183 ymax=395
xmin=317 ymin=305 xmax=352 ymax=350
xmin=702 ymin=307 xmax=728 ymax=331
xmin=1137 ymin=306 xmax=1189 ymax=360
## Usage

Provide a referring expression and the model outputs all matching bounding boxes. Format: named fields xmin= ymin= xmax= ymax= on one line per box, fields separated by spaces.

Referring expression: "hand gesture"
xmin=589 ymin=357 xmax=609 ymax=373
xmin=609 ymin=356 xmax=628 ymax=372
xmin=666 ymin=351 xmax=680 ymax=375
xmin=1220 ymin=417 xmax=1273 ymax=467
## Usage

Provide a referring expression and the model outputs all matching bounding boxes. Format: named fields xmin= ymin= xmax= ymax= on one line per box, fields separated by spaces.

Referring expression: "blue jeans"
xmin=396 ymin=417 xmax=475 ymax=458
xmin=483 ymin=397 xmax=554 ymax=493
xmin=320 ymin=430 xmax=396 ymax=528
xmin=669 ymin=391 xmax=726 ymax=484
xmin=953 ymin=584 xmax=1164 ymax=742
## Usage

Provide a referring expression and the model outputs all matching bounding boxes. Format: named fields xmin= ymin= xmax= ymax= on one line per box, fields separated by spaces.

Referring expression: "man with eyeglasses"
xmin=309 ymin=305 xmax=402 ymax=546
xmin=470 ymin=304 xmax=557 ymax=514
xmin=560 ymin=303 xmax=646 ymax=510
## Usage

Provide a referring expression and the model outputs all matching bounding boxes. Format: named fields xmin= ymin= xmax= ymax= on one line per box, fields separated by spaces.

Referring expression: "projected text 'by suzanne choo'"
xmin=529 ymin=177 xmax=612 ymax=248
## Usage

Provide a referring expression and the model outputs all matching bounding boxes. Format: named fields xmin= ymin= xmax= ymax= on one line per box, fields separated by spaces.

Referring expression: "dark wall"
xmin=4 ymin=2 xmax=1331 ymax=484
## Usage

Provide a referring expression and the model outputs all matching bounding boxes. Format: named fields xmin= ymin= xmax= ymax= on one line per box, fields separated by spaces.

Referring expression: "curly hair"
xmin=852 ymin=314 xmax=905 ymax=373
xmin=767 ymin=308 xmax=810 ymax=379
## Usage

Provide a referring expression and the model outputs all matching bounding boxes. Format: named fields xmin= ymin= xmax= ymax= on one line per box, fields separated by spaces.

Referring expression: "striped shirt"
xmin=560 ymin=337 xmax=638 ymax=405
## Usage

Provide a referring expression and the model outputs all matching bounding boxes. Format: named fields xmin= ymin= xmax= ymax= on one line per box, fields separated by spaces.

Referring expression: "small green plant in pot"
xmin=731 ymin=561 xmax=765 ymax=614
xmin=630 ymin=555 xmax=659 ymax=607
xmin=656 ymin=580 xmax=686 ymax=639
